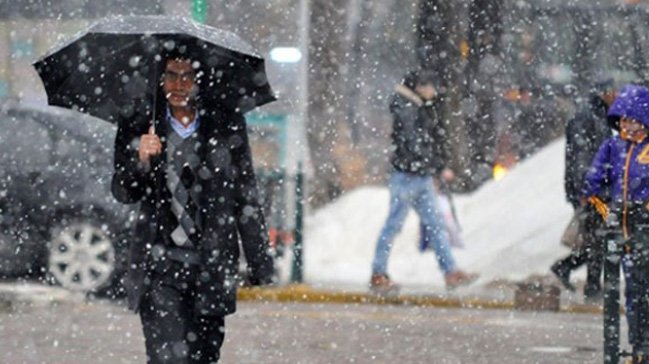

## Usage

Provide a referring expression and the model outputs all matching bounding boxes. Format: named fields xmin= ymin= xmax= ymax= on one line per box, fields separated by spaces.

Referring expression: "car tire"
xmin=47 ymin=219 xmax=116 ymax=293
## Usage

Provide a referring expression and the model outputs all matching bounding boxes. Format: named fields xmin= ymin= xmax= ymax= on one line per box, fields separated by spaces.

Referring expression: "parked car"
xmin=0 ymin=103 xmax=286 ymax=294
xmin=0 ymin=103 xmax=133 ymax=295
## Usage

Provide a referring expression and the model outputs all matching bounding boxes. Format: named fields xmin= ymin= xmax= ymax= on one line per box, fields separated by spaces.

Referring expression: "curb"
xmin=562 ymin=304 xmax=604 ymax=315
xmin=0 ymin=283 xmax=84 ymax=312
xmin=0 ymin=292 xmax=13 ymax=313
xmin=237 ymin=285 xmax=605 ymax=315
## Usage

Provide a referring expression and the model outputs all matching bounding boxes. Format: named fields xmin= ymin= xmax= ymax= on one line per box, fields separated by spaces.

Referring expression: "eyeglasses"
xmin=163 ymin=70 xmax=195 ymax=83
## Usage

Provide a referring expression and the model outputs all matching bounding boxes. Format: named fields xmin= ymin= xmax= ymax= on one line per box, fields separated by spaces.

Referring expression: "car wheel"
xmin=48 ymin=221 xmax=115 ymax=293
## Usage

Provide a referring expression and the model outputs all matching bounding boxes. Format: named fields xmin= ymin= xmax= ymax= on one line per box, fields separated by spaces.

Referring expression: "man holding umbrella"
xmin=112 ymin=50 xmax=273 ymax=363
xmin=34 ymin=16 xmax=276 ymax=364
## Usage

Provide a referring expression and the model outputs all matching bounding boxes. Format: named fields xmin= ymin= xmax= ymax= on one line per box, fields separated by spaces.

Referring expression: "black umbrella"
xmin=33 ymin=15 xmax=276 ymax=123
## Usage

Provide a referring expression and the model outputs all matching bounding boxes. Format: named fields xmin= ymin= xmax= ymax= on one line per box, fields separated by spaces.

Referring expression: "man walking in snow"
xmin=370 ymin=70 xmax=478 ymax=293
xmin=551 ymin=78 xmax=616 ymax=301
xmin=112 ymin=50 xmax=274 ymax=363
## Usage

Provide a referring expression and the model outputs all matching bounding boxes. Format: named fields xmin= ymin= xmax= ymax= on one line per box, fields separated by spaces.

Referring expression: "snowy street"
xmin=0 ymin=296 xmax=606 ymax=364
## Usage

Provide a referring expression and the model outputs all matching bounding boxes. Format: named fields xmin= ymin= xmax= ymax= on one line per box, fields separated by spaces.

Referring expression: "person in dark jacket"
xmin=370 ymin=70 xmax=478 ymax=293
xmin=111 ymin=53 xmax=274 ymax=363
xmin=582 ymin=84 xmax=649 ymax=363
xmin=551 ymin=78 xmax=616 ymax=300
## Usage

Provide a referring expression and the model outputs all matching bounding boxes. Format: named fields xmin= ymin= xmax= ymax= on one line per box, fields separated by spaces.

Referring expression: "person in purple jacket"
xmin=582 ymin=84 xmax=649 ymax=363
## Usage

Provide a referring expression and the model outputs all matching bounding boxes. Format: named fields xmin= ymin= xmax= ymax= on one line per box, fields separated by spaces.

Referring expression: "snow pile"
xmin=303 ymin=138 xmax=574 ymax=289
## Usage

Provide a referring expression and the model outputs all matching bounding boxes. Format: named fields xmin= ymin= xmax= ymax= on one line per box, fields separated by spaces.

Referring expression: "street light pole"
xmin=290 ymin=0 xmax=310 ymax=283
xmin=192 ymin=0 xmax=207 ymax=23
xmin=297 ymin=0 xmax=310 ymax=176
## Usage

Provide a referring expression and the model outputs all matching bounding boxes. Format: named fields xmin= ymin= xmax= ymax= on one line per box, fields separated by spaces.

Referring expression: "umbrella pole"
xmin=149 ymin=59 xmax=162 ymax=260
xmin=152 ymin=60 xmax=158 ymax=133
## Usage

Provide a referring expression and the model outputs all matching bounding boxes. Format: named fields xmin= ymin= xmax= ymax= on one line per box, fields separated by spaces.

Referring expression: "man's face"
xmin=163 ymin=59 xmax=196 ymax=107
xmin=602 ymin=90 xmax=618 ymax=107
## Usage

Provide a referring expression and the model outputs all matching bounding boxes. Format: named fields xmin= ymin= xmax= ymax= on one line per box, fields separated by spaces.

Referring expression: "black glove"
xmin=247 ymin=267 xmax=275 ymax=287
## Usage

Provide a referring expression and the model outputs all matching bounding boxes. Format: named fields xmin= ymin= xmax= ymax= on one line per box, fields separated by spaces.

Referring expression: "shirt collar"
xmin=166 ymin=106 xmax=200 ymax=139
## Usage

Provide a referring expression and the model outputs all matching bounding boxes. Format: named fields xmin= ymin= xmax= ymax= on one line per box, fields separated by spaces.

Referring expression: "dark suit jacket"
xmin=564 ymin=95 xmax=612 ymax=208
xmin=111 ymin=99 xmax=273 ymax=316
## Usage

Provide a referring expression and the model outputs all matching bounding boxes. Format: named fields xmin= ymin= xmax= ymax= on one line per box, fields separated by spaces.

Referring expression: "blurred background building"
xmin=2 ymin=0 xmax=649 ymax=208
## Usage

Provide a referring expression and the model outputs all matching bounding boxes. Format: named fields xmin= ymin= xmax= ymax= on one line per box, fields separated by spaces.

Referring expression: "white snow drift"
xmin=302 ymin=138 xmax=574 ymax=289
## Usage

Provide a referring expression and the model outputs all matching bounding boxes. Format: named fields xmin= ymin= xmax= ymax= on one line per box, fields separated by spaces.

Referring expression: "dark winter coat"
xmin=582 ymin=85 xmax=649 ymax=236
xmin=564 ymin=95 xmax=612 ymax=208
xmin=390 ymin=84 xmax=448 ymax=176
xmin=111 ymin=99 xmax=273 ymax=316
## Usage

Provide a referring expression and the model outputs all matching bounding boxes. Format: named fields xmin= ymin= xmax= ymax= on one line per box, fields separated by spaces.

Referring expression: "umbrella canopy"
xmin=33 ymin=15 xmax=276 ymax=123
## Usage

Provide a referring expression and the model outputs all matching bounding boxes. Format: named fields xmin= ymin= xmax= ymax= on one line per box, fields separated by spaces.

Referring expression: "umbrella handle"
xmin=152 ymin=60 xmax=159 ymax=133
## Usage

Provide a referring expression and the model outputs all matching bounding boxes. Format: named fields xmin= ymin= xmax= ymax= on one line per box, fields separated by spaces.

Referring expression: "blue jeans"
xmin=372 ymin=171 xmax=456 ymax=275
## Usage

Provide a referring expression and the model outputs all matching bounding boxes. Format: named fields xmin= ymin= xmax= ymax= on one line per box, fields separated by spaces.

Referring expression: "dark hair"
xmin=416 ymin=69 xmax=440 ymax=86
xmin=591 ymin=76 xmax=615 ymax=94
xmin=158 ymin=41 xmax=203 ymax=84
xmin=402 ymin=69 xmax=441 ymax=89
xmin=161 ymin=39 xmax=193 ymax=63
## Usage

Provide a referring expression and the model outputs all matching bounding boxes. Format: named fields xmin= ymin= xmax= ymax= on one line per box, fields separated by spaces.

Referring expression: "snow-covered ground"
xmin=299 ymin=138 xmax=575 ymax=290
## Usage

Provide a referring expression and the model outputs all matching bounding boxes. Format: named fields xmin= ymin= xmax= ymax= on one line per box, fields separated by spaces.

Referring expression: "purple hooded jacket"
xmin=582 ymin=84 xmax=649 ymax=204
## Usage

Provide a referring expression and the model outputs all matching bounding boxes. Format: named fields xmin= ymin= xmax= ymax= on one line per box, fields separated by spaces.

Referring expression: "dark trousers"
xmin=139 ymin=261 xmax=225 ymax=364
xmin=554 ymin=206 xmax=604 ymax=294
xmin=623 ymin=207 xmax=649 ymax=355
xmin=623 ymin=247 xmax=649 ymax=354
xmin=613 ymin=205 xmax=649 ymax=363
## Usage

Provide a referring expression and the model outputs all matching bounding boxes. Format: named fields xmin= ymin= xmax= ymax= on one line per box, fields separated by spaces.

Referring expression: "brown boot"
xmin=369 ymin=273 xmax=400 ymax=294
xmin=633 ymin=353 xmax=649 ymax=364
xmin=445 ymin=270 xmax=479 ymax=290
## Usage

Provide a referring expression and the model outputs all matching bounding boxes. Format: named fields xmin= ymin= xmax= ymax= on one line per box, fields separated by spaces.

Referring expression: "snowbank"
xmin=302 ymin=138 xmax=574 ymax=289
